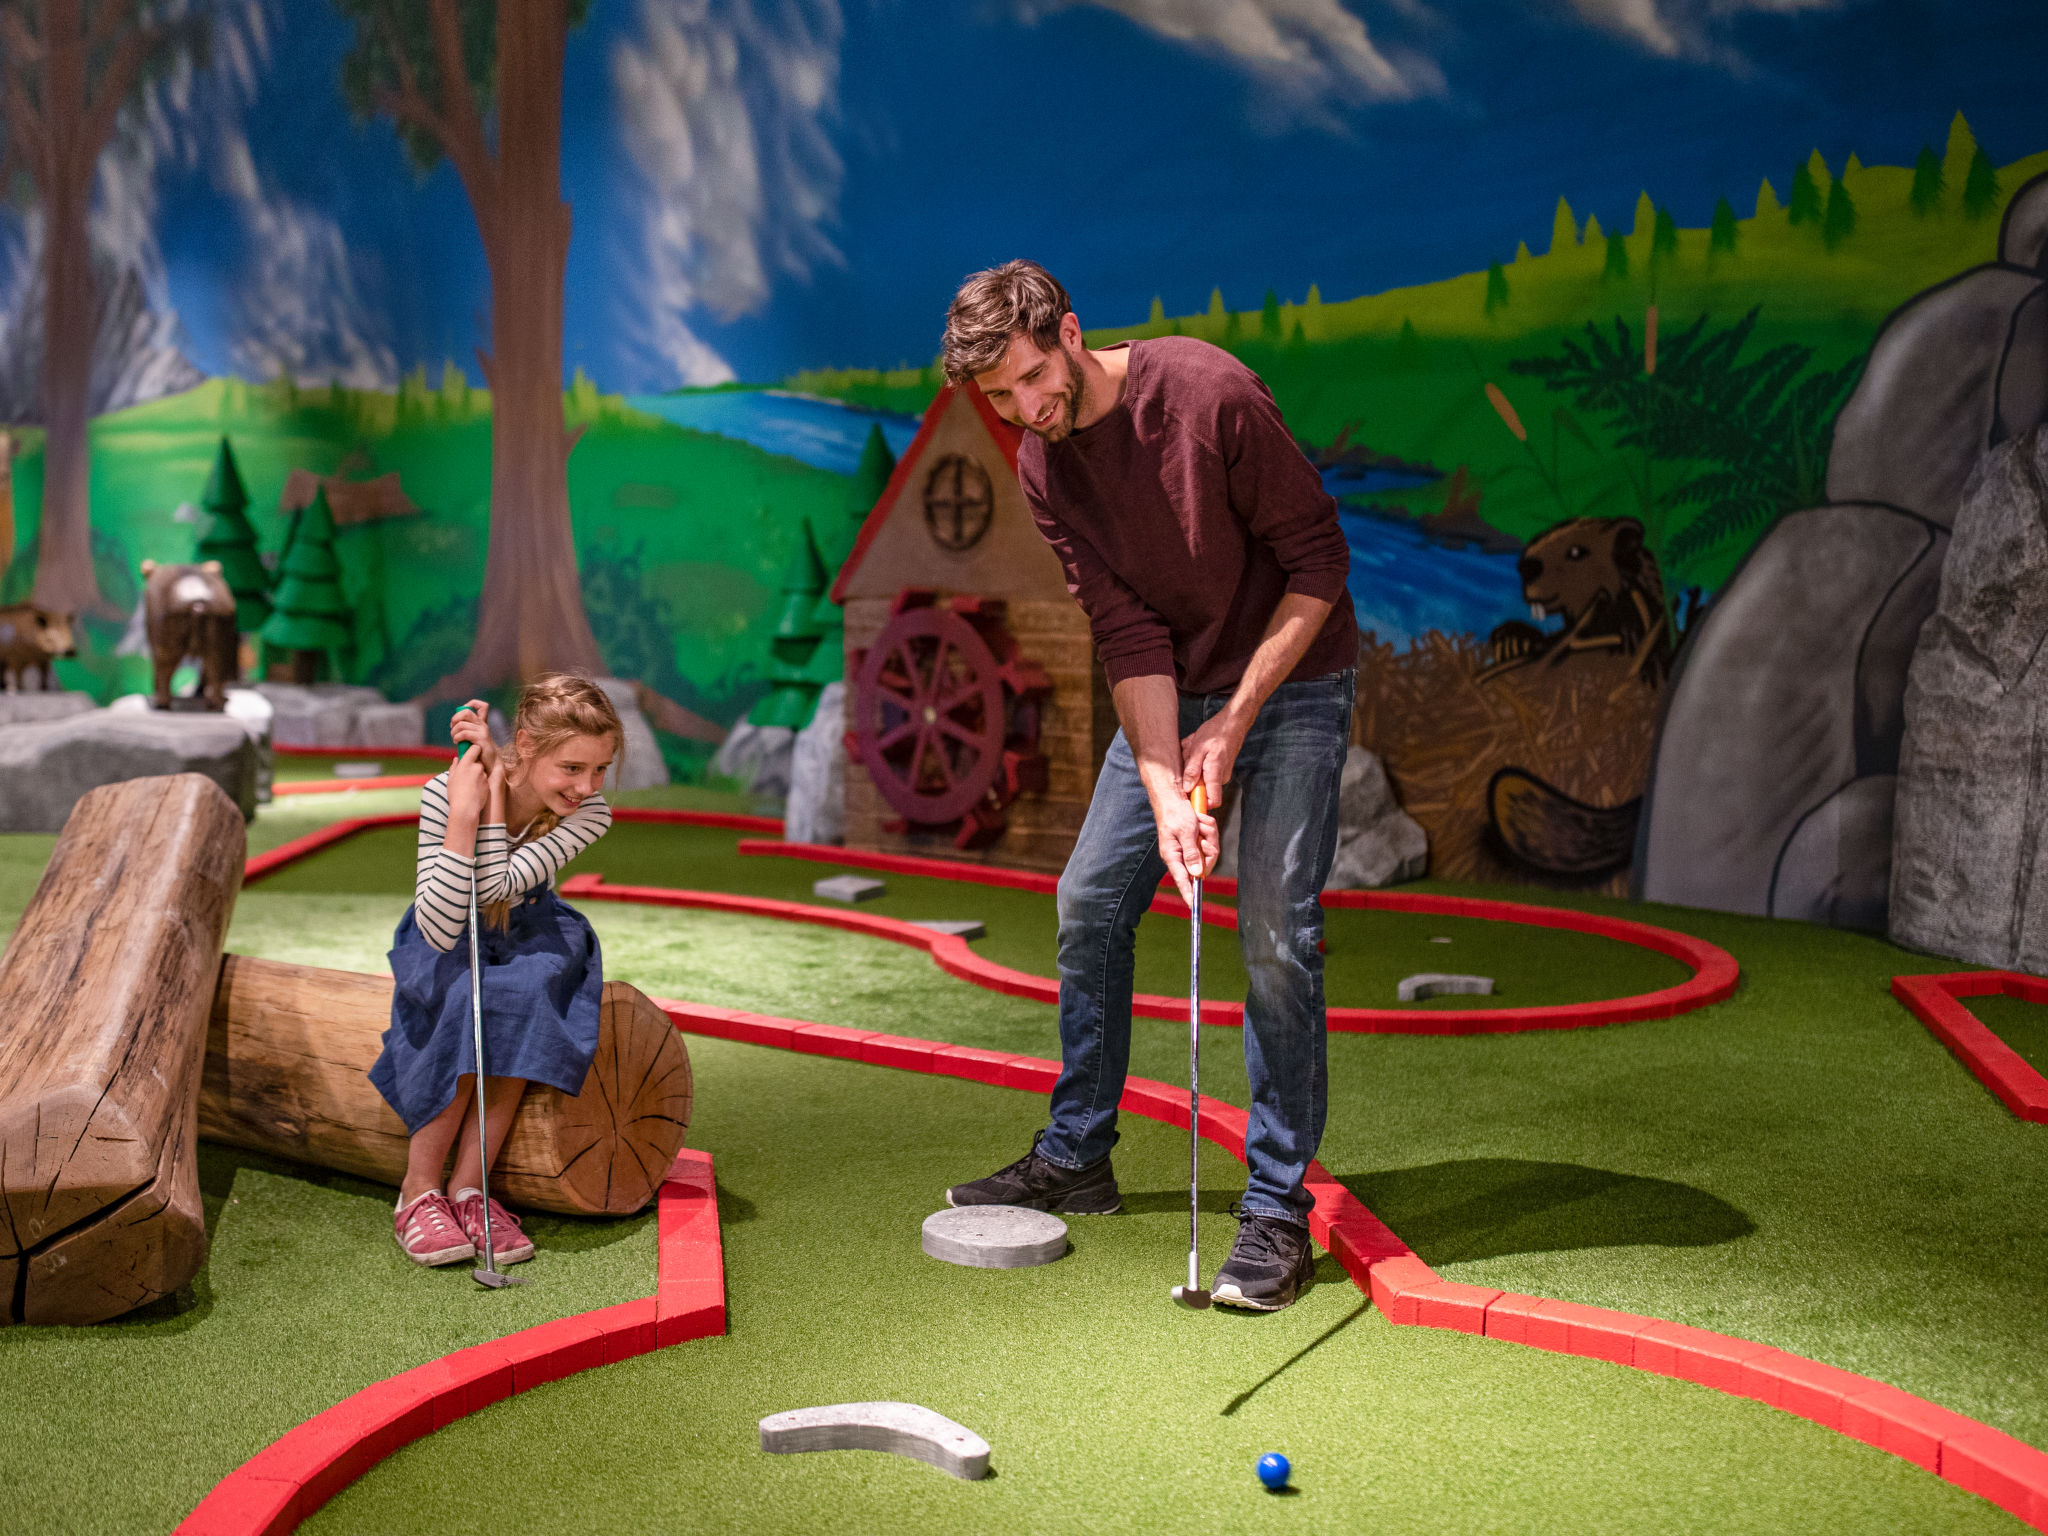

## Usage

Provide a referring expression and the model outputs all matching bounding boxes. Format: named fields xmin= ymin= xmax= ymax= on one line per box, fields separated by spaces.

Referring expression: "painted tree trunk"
xmin=424 ymin=0 xmax=602 ymax=699
xmin=31 ymin=0 xmax=104 ymax=617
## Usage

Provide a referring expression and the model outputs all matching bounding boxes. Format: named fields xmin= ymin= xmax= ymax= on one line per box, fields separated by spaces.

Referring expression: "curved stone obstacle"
xmin=760 ymin=1402 xmax=991 ymax=1480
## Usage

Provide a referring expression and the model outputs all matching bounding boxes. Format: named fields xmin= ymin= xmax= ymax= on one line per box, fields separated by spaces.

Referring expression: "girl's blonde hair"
xmin=482 ymin=672 xmax=623 ymax=929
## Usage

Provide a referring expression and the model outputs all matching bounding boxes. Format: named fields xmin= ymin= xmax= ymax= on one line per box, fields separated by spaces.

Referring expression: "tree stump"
xmin=200 ymin=956 xmax=692 ymax=1217
xmin=0 ymin=774 xmax=246 ymax=1325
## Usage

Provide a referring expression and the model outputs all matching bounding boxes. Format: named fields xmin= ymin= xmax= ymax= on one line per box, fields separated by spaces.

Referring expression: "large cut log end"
xmin=498 ymin=983 xmax=694 ymax=1217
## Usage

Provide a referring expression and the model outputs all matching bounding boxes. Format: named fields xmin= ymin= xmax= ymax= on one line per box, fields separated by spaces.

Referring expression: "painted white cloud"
xmin=217 ymin=135 xmax=398 ymax=389
xmin=1562 ymin=0 xmax=1841 ymax=61
xmin=1014 ymin=0 xmax=1445 ymax=120
xmin=612 ymin=0 xmax=846 ymax=387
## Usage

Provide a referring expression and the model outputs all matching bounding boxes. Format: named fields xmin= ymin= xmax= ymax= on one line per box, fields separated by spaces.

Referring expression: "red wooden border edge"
xmin=173 ymin=1149 xmax=725 ymax=1535
xmin=653 ymin=1003 xmax=2048 ymax=1530
xmin=1892 ymin=972 xmax=2048 ymax=1123
xmin=241 ymin=808 xmax=784 ymax=887
xmin=567 ymin=871 xmax=1736 ymax=1036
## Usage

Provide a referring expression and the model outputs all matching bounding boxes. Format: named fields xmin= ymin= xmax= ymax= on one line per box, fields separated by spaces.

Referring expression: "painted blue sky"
xmin=59 ymin=0 xmax=2048 ymax=394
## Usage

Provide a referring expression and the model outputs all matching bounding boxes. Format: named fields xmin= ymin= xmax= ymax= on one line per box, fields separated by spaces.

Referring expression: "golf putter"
xmin=1171 ymin=783 xmax=1212 ymax=1310
xmin=457 ymin=720 xmax=528 ymax=1290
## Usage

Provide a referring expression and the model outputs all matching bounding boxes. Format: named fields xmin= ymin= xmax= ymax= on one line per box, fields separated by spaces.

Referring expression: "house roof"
xmin=828 ymin=381 xmax=1022 ymax=604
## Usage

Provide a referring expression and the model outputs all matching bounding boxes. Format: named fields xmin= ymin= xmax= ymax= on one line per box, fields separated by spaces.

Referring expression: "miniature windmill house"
xmin=830 ymin=384 xmax=1116 ymax=873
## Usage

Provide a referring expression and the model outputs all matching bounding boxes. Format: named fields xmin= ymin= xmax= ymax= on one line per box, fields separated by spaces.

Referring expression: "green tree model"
xmin=1485 ymin=261 xmax=1509 ymax=314
xmin=1910 ymin=145 xmax=1944 ymax=215
xmin=748 ymin=518 xmax=828 ymax=730
xmin=1709 ymin=197 xmax=1739 ymax=256
xmin=1964 ymin=146 xmax=2000 ymax=219
xmin=194 ymin=437 xmax=271 ymax=632
xmin=1823 ymin=177 xmax=1857 ymax=248
xmin=260 ymin=488 xmax=353 ymax=684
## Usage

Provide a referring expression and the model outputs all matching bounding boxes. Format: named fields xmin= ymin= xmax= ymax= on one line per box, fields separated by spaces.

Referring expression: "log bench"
xmin=0 ymin=775 xmax=245 ymax=1325
xmin=201 ymin=956 xmax=693 ymax=1218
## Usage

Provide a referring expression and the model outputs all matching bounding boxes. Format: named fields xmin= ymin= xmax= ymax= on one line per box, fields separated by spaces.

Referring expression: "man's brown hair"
xmin=941 ymin=260 xmax=1072 ymax=384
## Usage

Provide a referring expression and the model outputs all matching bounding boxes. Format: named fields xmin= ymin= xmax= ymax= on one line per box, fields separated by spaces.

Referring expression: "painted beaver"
xmin=1482 ymin=516 xmax=1673 ymax=687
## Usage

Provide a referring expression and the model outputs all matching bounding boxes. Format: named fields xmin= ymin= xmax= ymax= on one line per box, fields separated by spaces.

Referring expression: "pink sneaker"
xmin=394 ymin=1191 xmax=476 ymax=1266
xmin=452 ymin=1189 xmax=535 ymax=1265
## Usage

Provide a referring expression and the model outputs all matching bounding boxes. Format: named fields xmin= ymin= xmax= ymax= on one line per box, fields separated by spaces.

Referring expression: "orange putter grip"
xmin=1191 ymin=784 xmax=1208 ymax=816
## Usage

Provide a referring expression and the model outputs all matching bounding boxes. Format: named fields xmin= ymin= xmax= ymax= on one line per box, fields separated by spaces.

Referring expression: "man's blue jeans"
xmin=1037 ymin=669 xmax=1355 ymax=1224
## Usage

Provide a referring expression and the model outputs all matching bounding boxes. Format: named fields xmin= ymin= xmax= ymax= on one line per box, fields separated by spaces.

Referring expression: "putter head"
xmin=1171 ymin=1284 xmax=1211 ymax=1310
xmin=473 ymin=1267 xmax=530 ymax=1289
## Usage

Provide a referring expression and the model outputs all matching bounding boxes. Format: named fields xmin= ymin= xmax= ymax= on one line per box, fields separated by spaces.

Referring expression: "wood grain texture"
xmin=0 ymin=773 xmax=244 ymax=1324
xmin=200 ymin=956 xmax=691 ymax=1217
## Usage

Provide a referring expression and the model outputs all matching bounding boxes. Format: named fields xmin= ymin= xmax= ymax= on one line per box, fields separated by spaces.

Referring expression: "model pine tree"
xmin=748 ymin=517 xmax=828 ymax=729
xmin=194 ymin=437 xmax=271 ymax=631
xmin=260 ymin=487 xmax=352 ymax=683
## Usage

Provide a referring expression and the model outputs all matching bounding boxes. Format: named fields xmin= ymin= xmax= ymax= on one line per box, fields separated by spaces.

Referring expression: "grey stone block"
xmin=921 ymin=1205 xmax=1068 ymax=1269
xmin=351 ymin=700 xmax=426 ymax=749
xmin=0 ymin=690 xmax=95 ymax=726
xmin=1826 ymin=265 xmax=2048 ymax=527
xmin=1213 ymin=743 xmax=1426 ymax=889
xmin=1397 ymin=973 xmax=1495 ymax=1002
xmin=1637 ymin=503 xmax=1946 ymax=926
xmin=254 ymin=682 xmax=388 ymax=747
xmin=1892 ymin=427 xmax=2048 ymax=970
xmin=813 ymin=874 xmax=885 ymax=903
xmin=759 ymin=1402 xmax=990 ymax=1480
xmin=2002 ymin=172 xmax=2048 ymax=275
xmin=0 ymin=712 xmax=258 ymax=831
xmin=592 ymin=677 xmax=670 ymax=792
xmin=911 ymin=919 xmax=986 ymax=940
xmin=334 ymin=761 xmax=384 ymax=779
xmin=712 ymin=720 xmax=793 ymax=798
xmin=784 ymin=679 xmax=845 ymax=845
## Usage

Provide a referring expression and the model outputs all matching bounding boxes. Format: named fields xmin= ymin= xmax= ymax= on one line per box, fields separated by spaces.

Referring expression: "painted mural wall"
xmin=0 ymin=0 xmax=2042 ymax=915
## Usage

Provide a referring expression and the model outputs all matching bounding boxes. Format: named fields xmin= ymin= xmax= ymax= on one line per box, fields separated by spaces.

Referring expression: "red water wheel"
xmin=848 ymin=592 xmax=1050 ymax=847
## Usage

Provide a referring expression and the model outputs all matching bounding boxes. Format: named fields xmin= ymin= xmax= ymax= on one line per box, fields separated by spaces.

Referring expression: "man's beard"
xmin=1027 ymin=349 xmax=1086 ymax=443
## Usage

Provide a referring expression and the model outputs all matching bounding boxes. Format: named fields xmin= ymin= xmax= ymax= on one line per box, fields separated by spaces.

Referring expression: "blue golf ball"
xmin=1257 ymin=1452 xmax=1291 ymax=1489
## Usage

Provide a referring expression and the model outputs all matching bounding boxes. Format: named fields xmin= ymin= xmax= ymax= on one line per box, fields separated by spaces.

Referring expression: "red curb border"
xmin=242 ymin=808 xmax=785 ymax=886
xmin=566 ymin=872 xmax=1737 ymax=1036
xmin=1892 ymin=972 xmax=2048 ymax=1123
xmin=654 ymin=1001 xmax=2048 ymax=1531
xmin=173 ymin=1149 xmax=724 ymax=1536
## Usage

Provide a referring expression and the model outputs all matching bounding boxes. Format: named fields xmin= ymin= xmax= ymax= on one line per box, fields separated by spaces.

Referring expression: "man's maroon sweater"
xmin=1017 ymin=336 xmax=1357 ymax=697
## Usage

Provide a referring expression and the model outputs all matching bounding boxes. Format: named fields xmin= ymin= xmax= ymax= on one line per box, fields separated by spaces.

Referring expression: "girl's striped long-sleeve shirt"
xmin=412 ymin=772 xmax=612 ymax=950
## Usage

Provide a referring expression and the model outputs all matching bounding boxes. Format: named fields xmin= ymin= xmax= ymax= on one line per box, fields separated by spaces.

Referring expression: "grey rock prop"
xmin=2003 ymin=172 xmax=2048 ymax=275
xmin=911 ymin=919 xmax=986 ymax=940
xmin=0 ymin=690 xmax=95 ymax=726
xmin=1638 ymin=256 xmax=2048 ymax=931
xmin=921 ymin=1205 xmax=1068 ymax=1269
xmin=1892 ymin=428 xmax=2048 ymax=970
xmin=253 ymin=682 xmax=423 ymax=749
xmin=1213 ymin=743 xmax=1426 ymax=889
xmin=0 ymin=712 xmax=258 ymax=831
xmin=783 ymin=679 xmax=846 ymax=845
xmin=1397 ymin=973 xmax=1495 ymax=1002
xmin=759 ymin=1402 xmax=991 ymax=1481
xmin=813 ymin=874 xmax=885 ymax=903
xmin=711 ymin=720 xmax=794 ymax=799
xmin=593 ymin=677 xmax=670 ymax=792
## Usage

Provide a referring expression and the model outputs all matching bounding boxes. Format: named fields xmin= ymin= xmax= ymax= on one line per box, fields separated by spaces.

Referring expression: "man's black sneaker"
xmin=945 ymin=1133 xmax=1122 ymax=1214
xmin=1212 ymin=1204 xmax=1316 ymax=1311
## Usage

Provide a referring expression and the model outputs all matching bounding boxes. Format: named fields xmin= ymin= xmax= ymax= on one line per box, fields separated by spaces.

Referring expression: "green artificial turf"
xmin=3 ymin=791 xmax=2044 ymax=1533
xmin=270 ymin=753 xmax=451 ymax=783
xmin=1967 ymin=993 xmax=2048 ymax=1078
xmin=305 ymin=1041 xmax=2021 ymax=1536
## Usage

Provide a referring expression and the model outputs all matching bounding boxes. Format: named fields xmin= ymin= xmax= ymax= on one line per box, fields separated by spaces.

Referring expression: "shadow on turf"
xmin=1336 ymin=1158 xmax=1753 ymax=1266
xmin=1221 ymin=1295 xmax=1372 ymax=1417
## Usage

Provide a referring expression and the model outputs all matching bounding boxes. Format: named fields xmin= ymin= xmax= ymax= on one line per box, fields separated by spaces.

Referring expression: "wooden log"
xmin=200 ymin=955 xmax=692 ymax=1217
xmin=0 ymin=774 xmax=246 ymax=1324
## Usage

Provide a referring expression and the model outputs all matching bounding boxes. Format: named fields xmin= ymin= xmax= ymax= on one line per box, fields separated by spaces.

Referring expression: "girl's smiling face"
xmin=516 ymin=730 xmax=616 ymax=816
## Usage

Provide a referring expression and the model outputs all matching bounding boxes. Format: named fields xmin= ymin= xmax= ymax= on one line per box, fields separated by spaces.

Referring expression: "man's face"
xmin=974 ymin=325 xmax=1085 ymax=443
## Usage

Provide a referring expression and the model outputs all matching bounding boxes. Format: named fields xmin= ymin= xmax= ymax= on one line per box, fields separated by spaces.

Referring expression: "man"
xmin=941 ymin=260 xmax=1357 ymax=1312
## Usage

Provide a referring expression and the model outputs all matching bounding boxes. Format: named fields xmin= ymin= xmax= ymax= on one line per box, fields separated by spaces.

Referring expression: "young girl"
xmin=371 ymin=672 xmax=623 ymax=1267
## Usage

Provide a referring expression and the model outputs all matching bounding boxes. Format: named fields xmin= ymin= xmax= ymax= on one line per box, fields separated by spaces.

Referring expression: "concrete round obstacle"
xmin=759 ymin=1401 xmax=991 ymax=1480
xmin=921 ymin=1204 xmax=1068 ymax=1269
